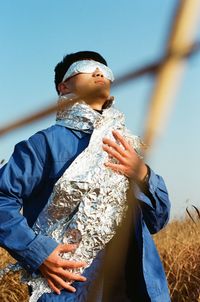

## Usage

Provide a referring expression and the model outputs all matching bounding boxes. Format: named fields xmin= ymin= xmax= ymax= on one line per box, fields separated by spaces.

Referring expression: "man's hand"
xmin=102 ymin=130 xmax=147 ymax=182
xmin=39 ymin=243 xmax=87 ymax=295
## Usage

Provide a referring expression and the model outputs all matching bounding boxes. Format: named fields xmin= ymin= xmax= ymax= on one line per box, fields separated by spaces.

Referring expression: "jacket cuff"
xmin=147 ymin=168 xmax=159 ymax=194
xmin=19 ymin=234 xmax=59 ymax=273
xmin=134 ymin=168 xmax=159 ymax=209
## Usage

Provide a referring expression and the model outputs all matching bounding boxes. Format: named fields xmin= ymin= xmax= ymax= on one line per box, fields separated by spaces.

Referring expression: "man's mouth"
xmin=94 ymin=80 xmax=105 ymax=85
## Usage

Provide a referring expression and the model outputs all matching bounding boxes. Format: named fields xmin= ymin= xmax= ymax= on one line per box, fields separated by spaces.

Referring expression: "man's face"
xmin=58 ymin=61 xmax=112 ymax=100
xmin=64 ymin=69 xmax=111 ymax=99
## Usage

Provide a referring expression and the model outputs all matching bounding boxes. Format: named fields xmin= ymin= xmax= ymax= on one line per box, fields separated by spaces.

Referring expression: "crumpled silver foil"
xmin=28 ymin=97 xmax=143 ymax=301
xmin=0 ymin=95 xmax=143 ymax=302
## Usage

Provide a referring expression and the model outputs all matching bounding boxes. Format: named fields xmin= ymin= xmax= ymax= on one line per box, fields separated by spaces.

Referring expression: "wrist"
xmin=138 ymin=164 xmax=150 ymax=186
xmin=138 ymin=164 xmax=148 ymax=182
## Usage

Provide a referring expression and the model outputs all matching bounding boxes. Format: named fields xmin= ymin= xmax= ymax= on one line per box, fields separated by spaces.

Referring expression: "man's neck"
xmin=82 ymin=97 xmax=107 ymax=110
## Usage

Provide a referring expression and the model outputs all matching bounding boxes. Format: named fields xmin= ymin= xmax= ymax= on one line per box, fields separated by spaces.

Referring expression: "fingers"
xmin=47 ymin=278 xmax=62 ymax=295
xmin=104 ymin=162 xmax=124 ymax=174
xmin=102 ymin=130 xmax=140 ymax=179
xmin=41 ymin=265 xmax=87 ymax=295
xmin=103 ymin=130 xmax=131 ymax=158
xmin=43 ymin=264 xmax=87 ymax=282
xmin=57 ymin=267 xmax=87 ymax=282
xmin=40 ymin=243 xmax=88 ymax=295
xmin=60 ymin=259 xmax=87 ymax=269
xmin=102 ymin=137 xmax=127 ymax=157
xmin=102 ymin=144 xmax=126 ymax=164
xmin=112 ymin=130 xmax=131 ymax=150
xmin=58 ymin=243 xmax=78 ymax=253
xmin=52 ymin=244 xmax=87 ymax=269
xmin=47 ymin=273 xmax=77 ymax=294
xmin=102 ymin=130 xmax=132 ymax=167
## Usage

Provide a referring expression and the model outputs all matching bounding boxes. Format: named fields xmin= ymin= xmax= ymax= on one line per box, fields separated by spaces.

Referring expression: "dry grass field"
xmin=0 ymin=215 xmax=199 ymax=302
xmin=154 ymin=214 xmax=200 ymax=302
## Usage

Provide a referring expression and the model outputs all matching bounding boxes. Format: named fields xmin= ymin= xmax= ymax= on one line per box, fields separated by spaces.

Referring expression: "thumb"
xmin=58 ymin=243 xmax=78 ymax=253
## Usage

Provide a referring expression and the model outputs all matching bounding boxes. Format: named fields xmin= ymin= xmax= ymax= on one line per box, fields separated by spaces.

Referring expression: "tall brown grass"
xmin=0 ymin=215 xmax=199 ymax=301
xmin=154 ymin=214 xmax=200 ymax=302
xmin=0 ymin=249 xmax=29 ymax=302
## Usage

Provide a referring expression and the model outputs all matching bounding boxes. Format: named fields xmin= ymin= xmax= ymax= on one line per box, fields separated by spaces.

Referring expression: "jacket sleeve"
xmin=134 ymin=168 xmax=171 ymax=234
xmin=0 ymin=136 xmax=58 ymax=273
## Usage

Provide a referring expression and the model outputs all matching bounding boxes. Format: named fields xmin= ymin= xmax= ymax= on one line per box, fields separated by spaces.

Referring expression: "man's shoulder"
xmin=25 ymin=125 xmax=75 ymax=157
xmin=29 ymin=124 xmax=72 ymax=143
xmin=32 ymin=124 xmax=69 ymax=135
xmin=21 ymin=125 xmax=78 ymax=164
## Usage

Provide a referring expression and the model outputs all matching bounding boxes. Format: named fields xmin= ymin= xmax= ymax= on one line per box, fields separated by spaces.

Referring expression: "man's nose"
xmin=92 ymin=68 xmax=104 ymax=78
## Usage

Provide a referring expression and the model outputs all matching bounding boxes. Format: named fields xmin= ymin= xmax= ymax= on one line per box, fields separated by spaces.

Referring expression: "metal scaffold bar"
xmin=143 ymin=0 xmax=200 ymax=149
xmin=96 ymin=1 xmax=200 ymax=300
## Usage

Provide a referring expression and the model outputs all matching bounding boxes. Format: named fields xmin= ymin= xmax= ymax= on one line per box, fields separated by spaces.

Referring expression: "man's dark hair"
xmin=54 ymin=51 xmax=107 ymax=94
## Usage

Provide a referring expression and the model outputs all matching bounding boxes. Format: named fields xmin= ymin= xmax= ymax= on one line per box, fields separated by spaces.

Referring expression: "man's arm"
xmin=134 ymin=168 xmax=170 ymax=233
xmin=102 ymin=130 xmax=171 ymax=234
xmin=0 ymin=138 xmax=58 ymax=272
xmin=0 ymin=134 xmax=86 ymax=294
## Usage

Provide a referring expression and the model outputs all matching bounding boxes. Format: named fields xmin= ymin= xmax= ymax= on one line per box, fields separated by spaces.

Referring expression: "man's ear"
xmin=58 ymin=82 xmax=71 ymax=95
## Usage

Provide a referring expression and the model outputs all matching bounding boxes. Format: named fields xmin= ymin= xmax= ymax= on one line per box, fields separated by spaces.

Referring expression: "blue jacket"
xmin=0 ymin=124 xmax=171 ymax=301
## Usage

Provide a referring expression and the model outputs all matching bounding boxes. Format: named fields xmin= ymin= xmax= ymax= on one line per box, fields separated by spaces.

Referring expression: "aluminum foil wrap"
xmin=0 ymin=96 xmax=143 ymax=302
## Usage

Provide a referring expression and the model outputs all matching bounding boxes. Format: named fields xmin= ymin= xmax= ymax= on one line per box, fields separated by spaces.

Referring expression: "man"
xmin=0 ymin=51 xmax=171 ymax=301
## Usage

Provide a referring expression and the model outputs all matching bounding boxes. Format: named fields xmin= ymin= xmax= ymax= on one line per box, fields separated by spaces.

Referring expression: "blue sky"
xmin=0 ymin=0 xmax=200 ymax=218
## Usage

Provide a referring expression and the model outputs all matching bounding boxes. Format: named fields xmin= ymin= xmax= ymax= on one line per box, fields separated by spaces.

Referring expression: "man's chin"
xmin=81 ymin=90 xmax=110 ymax=101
